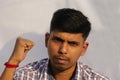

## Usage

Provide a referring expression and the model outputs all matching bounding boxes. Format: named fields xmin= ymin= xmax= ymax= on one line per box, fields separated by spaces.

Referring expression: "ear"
xmin=80 ymin=42 xmax=89 ymax=56
xmin=45 ymin=32 xmax=50 ymax=47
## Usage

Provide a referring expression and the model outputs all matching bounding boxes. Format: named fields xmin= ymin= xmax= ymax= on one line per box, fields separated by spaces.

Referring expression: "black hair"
xmin=50 ymin=8 xmax=91 ymax=40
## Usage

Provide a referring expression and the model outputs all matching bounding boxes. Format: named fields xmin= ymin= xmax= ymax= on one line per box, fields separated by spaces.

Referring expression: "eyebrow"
xmin=52 ymin=35 xmax=80 ymax=45
xmin=52 ymin=35 xmax=64 ymax=42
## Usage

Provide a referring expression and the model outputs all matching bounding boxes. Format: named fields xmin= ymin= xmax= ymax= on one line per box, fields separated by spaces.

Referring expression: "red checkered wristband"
xmin=4 ymin=62 xmax=19 ymax=68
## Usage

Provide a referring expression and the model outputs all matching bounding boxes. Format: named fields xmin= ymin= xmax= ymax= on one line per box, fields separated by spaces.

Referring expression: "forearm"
xmin=0 ymin=58 xmax=19 ymax=80
xmin=0 ymin=67 xmax=16 ymax=80
xmin=0 ymin=37 xmax=34 ymax=80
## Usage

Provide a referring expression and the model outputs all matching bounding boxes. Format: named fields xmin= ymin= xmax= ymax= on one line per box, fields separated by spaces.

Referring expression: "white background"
xmin=0 ymin=0 xmax=120 ymax=80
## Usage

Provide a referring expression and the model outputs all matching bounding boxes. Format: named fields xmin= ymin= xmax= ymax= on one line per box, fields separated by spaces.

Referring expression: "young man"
xmin=0 ymin=8 xmax=109 ymax=80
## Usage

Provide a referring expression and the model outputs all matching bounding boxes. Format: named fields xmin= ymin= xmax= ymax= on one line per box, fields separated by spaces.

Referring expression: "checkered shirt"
xmin=13 ymin=58 xmax=110 ymax=80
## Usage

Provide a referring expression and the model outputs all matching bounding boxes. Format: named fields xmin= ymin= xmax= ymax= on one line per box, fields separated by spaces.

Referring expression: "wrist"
xmin=8 ymin=57 xmax=21 ymax=64
xmin=4 ymin=62 xmax=19 ymax=68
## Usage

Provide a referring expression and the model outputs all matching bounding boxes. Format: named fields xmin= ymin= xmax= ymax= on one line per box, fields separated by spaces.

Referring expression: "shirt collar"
xmin=46 ymin=59 xmax=80 ymax=80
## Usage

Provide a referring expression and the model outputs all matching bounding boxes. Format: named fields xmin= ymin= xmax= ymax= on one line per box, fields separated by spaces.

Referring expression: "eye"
xmin=68 ymin=41 xmax=79 ymax=46
xmin=52 ymin=37 xmax=63 ymax=42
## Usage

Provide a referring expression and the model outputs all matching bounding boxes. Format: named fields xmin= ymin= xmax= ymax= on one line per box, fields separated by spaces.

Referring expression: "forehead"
xmin=50 ymin=31 xmax=84 ymax=42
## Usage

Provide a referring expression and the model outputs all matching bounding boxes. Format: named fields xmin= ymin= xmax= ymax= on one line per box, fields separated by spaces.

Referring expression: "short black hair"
xmin=50 ymin=8 xmax=91 ymax=40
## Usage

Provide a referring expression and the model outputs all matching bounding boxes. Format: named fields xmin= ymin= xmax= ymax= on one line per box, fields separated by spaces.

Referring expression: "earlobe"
xmin=45 ymin=32 xmax=50 ymax=47
xmin=81 ymin=42 xmax=89 ymax=56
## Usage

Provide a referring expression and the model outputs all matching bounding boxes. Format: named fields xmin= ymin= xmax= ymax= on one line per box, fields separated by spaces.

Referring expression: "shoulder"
xmin=14 ymin=58 xmax=49 ymax=79
xmin=27 ymin=58 xmax=49 ymax=70
xmin=16 ymin=58 xmax=48 ymax=72
xmin=78 ymin=61 xmax=110 ymax=80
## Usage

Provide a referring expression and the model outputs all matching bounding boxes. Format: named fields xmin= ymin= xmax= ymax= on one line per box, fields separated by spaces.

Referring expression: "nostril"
xmin=58 ymin=51 xmax=63 ymax=54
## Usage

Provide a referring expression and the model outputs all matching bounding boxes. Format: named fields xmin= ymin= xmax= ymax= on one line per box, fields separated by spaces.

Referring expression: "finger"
xmin=24 ymin=40 xmax=35 ymax=52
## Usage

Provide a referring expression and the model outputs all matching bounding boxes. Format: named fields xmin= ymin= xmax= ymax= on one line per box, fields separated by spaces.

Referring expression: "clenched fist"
xmin=8 ymin=37 xmax=35 ymax=64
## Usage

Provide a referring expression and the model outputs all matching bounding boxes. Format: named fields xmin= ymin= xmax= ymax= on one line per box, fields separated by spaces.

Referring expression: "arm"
xmin=0 ymin=37 xmax=35 ymax=80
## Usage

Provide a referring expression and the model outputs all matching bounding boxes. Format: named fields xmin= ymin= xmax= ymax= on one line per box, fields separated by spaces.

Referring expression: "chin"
xmin=53 ymin=64 xmax=71 ymax=71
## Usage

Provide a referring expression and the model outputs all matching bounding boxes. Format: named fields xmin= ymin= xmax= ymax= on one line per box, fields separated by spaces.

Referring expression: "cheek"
xmin=47 ymin=41 xmax=59 ymax=56
xmin=69 ymin=48 xmax=82 ymax=61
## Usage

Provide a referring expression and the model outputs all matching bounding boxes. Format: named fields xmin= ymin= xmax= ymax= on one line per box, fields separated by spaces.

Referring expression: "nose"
xmin=58 ymin=43 xmax=67 ymax=54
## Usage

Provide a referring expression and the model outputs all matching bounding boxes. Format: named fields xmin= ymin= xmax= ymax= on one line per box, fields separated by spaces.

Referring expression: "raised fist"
xmin=8 ymin=37 xmax=35 ymax=64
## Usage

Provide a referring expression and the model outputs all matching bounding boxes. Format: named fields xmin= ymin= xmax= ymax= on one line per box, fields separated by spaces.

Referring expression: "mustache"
xmin=53 ymin=55 xmax=69 ymax=61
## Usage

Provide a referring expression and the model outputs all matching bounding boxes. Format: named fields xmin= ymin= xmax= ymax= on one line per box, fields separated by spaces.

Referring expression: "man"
xmin=0 ymin=8 xmax=109 ymax=80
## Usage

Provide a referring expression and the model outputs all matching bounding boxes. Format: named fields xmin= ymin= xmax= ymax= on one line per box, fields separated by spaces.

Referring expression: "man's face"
xmin=45 ymin=31 xmax=88 ymax=71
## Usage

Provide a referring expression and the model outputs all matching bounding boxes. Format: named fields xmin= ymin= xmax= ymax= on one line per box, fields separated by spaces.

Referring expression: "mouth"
xmin=54 ymin=57 xmax=69 ymax=64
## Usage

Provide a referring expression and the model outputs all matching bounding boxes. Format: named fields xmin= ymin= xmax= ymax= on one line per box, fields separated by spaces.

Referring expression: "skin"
xmin=0 ymin=31 xmax=89 ymax=80
xmin=46 ymin=31 xmax=89 ymax=80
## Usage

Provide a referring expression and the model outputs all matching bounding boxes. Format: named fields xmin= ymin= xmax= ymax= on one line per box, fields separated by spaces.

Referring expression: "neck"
xmin=50 ymin=64 xmax=76 ymax=80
